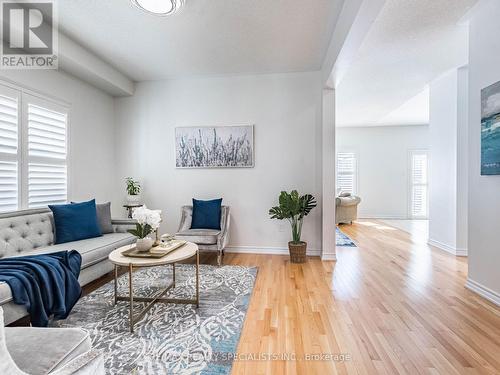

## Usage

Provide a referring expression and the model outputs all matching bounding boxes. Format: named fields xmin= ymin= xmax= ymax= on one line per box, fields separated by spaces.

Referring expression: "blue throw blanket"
xmin=0 ymin=250 xmax=82 ymax=327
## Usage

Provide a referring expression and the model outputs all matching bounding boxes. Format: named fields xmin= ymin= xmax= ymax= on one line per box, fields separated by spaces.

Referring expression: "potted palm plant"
xmin=269 ymin=190 xmax=317 ymax=263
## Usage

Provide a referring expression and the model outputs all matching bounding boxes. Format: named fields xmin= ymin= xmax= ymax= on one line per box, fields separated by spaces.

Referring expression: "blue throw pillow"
xmin=191 ymin=198 xmax=222 ymax=230
xmin=49 ymin=199 xmax=102 ymax=244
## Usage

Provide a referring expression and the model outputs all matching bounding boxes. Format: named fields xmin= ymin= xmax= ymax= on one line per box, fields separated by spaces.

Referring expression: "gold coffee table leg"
xmin=196 ymin=250 xmax=199 ymax=308
xmin=129 ymin=264 xmax=134 ymax=333
xmin=114 ymin=265 xmax=118 ymax=305
xmin=173 ymin=262 xmax=176 ymax=288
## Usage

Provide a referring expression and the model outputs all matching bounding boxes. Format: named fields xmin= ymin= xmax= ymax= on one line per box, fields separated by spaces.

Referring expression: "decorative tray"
xmin=122 ymin=240 xmax=187 ymax=258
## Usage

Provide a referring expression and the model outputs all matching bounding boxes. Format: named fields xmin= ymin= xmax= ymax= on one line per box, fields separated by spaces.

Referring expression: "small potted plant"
xmin=126 ymin=177 xmax=141 ymax=204
xmin=269 ymin=190 xmax=317 ymax=263
xmin=128 ymin=205 xmax=162 ymax=252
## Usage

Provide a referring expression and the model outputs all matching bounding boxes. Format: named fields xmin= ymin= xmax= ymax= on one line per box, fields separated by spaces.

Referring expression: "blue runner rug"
xmin=336 ymin=227 xmax=356 ymax=247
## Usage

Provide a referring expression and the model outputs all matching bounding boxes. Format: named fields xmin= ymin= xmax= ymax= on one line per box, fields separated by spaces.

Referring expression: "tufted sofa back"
xmin=0 ymin=208 xmax=55 ymax=259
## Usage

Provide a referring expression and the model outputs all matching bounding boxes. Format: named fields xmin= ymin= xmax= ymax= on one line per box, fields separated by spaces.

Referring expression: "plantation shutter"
xmin=410 ymin=151 xmax=428 ymax=218
xmin=337 ymin=152 xmax=357 ymax=194
xmin=0 ymin=86 xmax=20 ymax=212
xmin=0 ymin=161 xmax=18 ymax=212
xmin=25 ymin=95 xmax=68 ymax=208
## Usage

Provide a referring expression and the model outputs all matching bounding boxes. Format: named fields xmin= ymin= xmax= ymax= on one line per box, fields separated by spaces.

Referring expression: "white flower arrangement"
xmin=128 ymin=205 xmax=162 ymax=239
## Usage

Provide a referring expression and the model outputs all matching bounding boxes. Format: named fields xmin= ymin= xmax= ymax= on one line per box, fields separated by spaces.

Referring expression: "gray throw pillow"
xmin=96 ymin=202 xmax=113 ymax=234
xmin=71 ymin=200 xmax=114 ymax=234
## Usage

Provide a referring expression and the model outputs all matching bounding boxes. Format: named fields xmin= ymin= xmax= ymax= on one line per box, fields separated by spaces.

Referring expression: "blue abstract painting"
xmin=481 ymin=81 xmax=500 ymax=175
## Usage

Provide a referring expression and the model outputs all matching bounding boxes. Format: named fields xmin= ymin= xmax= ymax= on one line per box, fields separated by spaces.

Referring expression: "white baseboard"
xmin=455 ymin=248 xmax=468 ymax=256
xmin=427 ymin=239 xmax=468 ymax=256
xmin=321 ymin=253 xmax=337 ymax=261
xmin=465 ymin=278 xmax=500 ymax=306
xmin=358 ymin=215 xmax=408 ymax=220
xmin=225 ymin=245 xmax=321 ymax=257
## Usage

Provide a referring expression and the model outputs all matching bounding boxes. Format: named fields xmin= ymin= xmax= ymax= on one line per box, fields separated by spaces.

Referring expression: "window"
xmin=336 ymin=152 xmax=357 ymax=195
xmin=0 ymin=83 xmax=68 ymax=213
xmin=26 ymin=98 xmax=68 ymax=208
xmin=409 ymin=150 xmax=428 ymax=219
xmin=0 ymin=86 xmax=20 ymax=213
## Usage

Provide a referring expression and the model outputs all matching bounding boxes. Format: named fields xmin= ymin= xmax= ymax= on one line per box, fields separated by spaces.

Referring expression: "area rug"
xmin=52 ymin=264 xmax=257 ymax=375
xmin=336 ymin=227 xmax=356 ymax=247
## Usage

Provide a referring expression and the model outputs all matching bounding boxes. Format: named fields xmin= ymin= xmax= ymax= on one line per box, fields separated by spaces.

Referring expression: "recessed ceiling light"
xmin=131 ymin=0 xmax=184 ymax=16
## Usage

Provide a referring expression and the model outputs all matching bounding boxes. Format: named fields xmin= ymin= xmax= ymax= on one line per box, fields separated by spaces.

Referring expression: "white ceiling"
xmin=377 ymin=87 xmax=429 ymax=126
xmin=57 ymin=0 xmax=344 ymax=82
xmin=336 ymin=0 xmax=477 ymax=127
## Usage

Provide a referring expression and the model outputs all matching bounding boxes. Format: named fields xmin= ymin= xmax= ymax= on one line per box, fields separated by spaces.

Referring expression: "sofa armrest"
xmin=217 ymin=209 xmax=231 ymax=250
xmin=177 ymin=206 xmax=192 ymax=232
xmin=336 ymin=196 xmax=361 ymax=207
xmin=112 ymin=219 xmax=137 ymax=233
xmin=51 ymin=350 xmax=105 ymax=375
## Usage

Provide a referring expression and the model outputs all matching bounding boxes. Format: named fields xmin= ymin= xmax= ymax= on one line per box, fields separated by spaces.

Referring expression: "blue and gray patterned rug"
xmin=53 ymin=264 xmax=257 ymax=375
xmin=336 ymin=227 xmax=356 ymax=247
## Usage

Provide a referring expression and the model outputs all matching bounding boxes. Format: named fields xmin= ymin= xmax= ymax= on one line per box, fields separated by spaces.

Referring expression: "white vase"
xmin=127 ymin=194 xmax=141 ymax=205
xmin=136 ymin=237 xmax=153 ymax=252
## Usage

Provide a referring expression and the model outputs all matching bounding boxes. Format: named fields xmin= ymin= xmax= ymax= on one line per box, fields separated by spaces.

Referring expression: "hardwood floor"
xmin=228 ymin=220 xmax=500 ymax=375
xmin=82 ymin=221 xmax=500 ymax=374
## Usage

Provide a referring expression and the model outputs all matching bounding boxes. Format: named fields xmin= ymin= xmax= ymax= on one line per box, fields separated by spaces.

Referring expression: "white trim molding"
xmin=225 ymin=246 xmax=321 ymax=257
xmin=322 ymin=88 xmax=337 ymax=261
xmin=465 ymin=278 xmax=500 ymax=306
xmin=321 ymin=253 xmax=337 ymax=261
xmin=358 ymin=215 xmax=408 ymax=220
xmin=428 ymin=239 xmax=468 ymax=256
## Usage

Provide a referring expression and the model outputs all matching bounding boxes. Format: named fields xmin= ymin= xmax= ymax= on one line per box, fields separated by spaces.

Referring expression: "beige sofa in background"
xmin=336 ymin=195 xmax=361 ymax=224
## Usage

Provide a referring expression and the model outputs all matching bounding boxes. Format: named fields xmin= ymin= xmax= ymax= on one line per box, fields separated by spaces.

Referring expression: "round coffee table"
xmin=108 ymin=241 xmax=199 ymax=333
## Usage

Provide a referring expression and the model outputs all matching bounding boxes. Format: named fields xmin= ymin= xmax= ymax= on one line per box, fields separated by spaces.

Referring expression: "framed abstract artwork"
xmin=175 ymin=125 xmax=254 ymax=168
xmin=481 ymin=80 xmax=500 ymax=175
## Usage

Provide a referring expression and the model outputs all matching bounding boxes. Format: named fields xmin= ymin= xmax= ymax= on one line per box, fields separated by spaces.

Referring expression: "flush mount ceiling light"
xmin=131 ymin=0 xmax=184 ymax=16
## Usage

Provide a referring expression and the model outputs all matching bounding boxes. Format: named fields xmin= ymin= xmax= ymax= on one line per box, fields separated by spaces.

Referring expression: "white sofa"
xmin=0 ymin=208 xmax=136 ymax=325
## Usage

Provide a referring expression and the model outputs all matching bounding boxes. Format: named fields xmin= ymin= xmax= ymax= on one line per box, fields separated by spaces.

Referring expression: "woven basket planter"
xmin=288 ymin=241 xmax=307 ymax=263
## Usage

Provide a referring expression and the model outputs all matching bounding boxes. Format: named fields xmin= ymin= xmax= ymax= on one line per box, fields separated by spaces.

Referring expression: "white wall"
xmin=457 ymin=66 xmax=469 ymax=252
xmin=0 ymin=70 xmax=118 ymax=208
xmin=336 ymin=125 xmax=429 ymax=219
xmin=466 ymin=0 xmax=500 ymax=304
xmin=428 ymin=68 xmax=468 ymax=255
xmin=429 ymin=71 xmax=459 ymax=251
xmin=114 ymin=72 xmax=324 ymax=253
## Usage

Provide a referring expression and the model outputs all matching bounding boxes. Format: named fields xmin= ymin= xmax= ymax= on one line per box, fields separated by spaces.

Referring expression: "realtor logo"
xmin=1 ymin=0 xmax=58 ymax=69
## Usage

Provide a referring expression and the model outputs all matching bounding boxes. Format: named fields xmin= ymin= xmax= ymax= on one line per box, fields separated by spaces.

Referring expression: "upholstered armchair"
xmin=175 ymin=206 xmax=230 ymax=266
xmin=336 ymin=195 xmax=361 ymax=224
